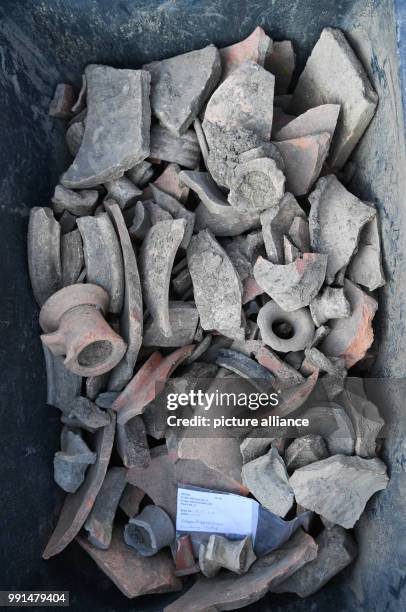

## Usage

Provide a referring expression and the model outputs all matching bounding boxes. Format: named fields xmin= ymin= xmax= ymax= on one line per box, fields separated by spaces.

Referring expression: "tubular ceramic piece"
xmin=39 ymin=284 xmax=127 ymax=377
xmin=124 ymin=505 xmax=175 ymax=557
xmin=309 ymin=175 xmax=376 ymax=284
xmin=54 ymin=428 xmax=97 ymax=493
xmin=257 ymin=301 xmax=315 ymax=353
xmin=260 ymin=192 xmax=306 ymax=263
xmin=104 ymin=176 xmax=142 ymax=209
xmin=273 ymin=104 xmax=340 ymax=141
xmin=77 ymin=214 xmax=124 ymax=314
xmin=126 ymin=160 xmax=154 ymax=187
xmin=254 ymin=254 xmax=327 ymax=311
xmin=205 ymin=535 xmax=257 ymax=575
xmin=43 ymin=410 xmax=116 ymax=559
xmin=143 ymin=302 xmax=199 ymax=347
xmin=67 ymin=396 xmax=111 ymax=430
xmin=144 ymin=44 xmax=221 ymax=135
xmin=216 ymin=349 xmax=274 ymax=392
xmin=27 ymin=207 xmax=62 ymax=306
xmin=61 ymin=230 xmax=84 ymax=287
xmin=42 ymin=345 xmax=81 ymax=412
xmin=228 ymin=157 xmax=285 ymax=212
xmin=187 ymin=229 xmax=244 ymax=340
xmin=150 ymin=184 xmax=195 ymax=249
xmin=128 ymin=201 xmax=151 ymax=240
xmin=105 ymin=201 xmax=143 ymax=391
xmin=84 ymin=467 xmax=127 ymax=549
xmin=116 ymin=417 xmax=150 ymax=469
xmin=179 ymin=170 xmax=260 ymax=236
xmin=310 ymin=286 xmax=351 ymax=326
xmin=153 ymin=162 xmax=189 ymax=203
xmin=140 ymin=219 xmax=186 ymax=337
xmin=66 ymin=120 xmax=85 ymax=157
xmin=52 ymin=185 xmax=98 ymax=216
xmin=49 ymin=83 xmax=75 ymax=118
xmin=219 ymin=26 xmax=273 ymax=80
xmin=61 ymin=65 xmax=151 ymax=188
xmin=265 ymin=40 xmax=295 ymax=94
xmin=149 ymin=124 xmax=200 ymax=168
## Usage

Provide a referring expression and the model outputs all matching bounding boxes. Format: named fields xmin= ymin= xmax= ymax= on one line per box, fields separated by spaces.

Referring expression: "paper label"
xmin=176 ymin=487 xmax=259 ymax=541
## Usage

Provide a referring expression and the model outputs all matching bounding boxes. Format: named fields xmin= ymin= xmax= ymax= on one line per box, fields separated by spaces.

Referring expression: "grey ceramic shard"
xmin=228 ymin=157 xmax=285 ymax=212
xmin=140 ymin=219 xmax=186 ymax=337
xmin=128 ymin=201 xmax=151 ymax=240
xmin=347 ymin=215 xmax=385 ymax=291
xmin=59 ymin=210 xmax=77 ymax=234
xmin=84 ymin=467 xmax=127 ymax=549
xmin=285 ymin=435 xmax=329 ymax=471
xmin=28 ymin=207 xmax=62 ymax=306
xmin=257 ymin=301 xmax=315 ymax=353
xmin=273 ymin=526 xmax=357 ymax=597
xmin=239 ymin=142 xmax=285 ymax=171
xmin=43 ymin=345 xmax=81 ymax=412
xmin=54 ymin=429 xmax=97 ymax=493
xmin=216 ymin=349 xmax=274 ymax=392
xmin=187 ymin=229 xmax=243 ymax=339
xmin=310 ymin=286 xmax=351 ymax=327
xmin=260 ymin=193 xmax=306 ymax=263
xmin=126 ymin=161 xmax=154 ymax=187
xmin=290 ymin=455 xmax=388 ymax=528
xmin=61 ymin=230 xmax=84 ymax=287
xmin=67 ymin=396 xmax=110 ymax=430
xmin=194 ymin=117 xmax=209 ymax=165
xmin=153 ymin=163 xmax=190 ymax=203
xmin=179 ymin=170 xmax=260 ymax=236
xmin=116 ymin=417 xmax=150 ymax=469
xmin=77 ymin=214 xmax=124 ymax=314
xmin=240 ymin=437 xmax=274 ymax=464
xmin=205 ymin=535 xmax=256 ymax=575
xmin=144 ymin=44 xmax=221 ymax=135
xmin=301 ymin=404 xmax=355 ymax=455
xmin=95 ymin=391 xmax=119 ymax=409
xmin=49 ymin=83 xmax=75 ymax=118
xmin=150 ymin=184 xmax=195 ymax=249
xmin=199 ymin=544 xmax=221 ymax=578
xmin=290 ymin=27 xmax=378 ymax=168
xmin=273 ymin=104 xmax=340 ymax=141
xmin=254 ymin=253 xmax=327 ymax=311
xmin=283 ymin=236 xmax=301 ymax=264
xmin=66 ymin=120 xmax=85 ymax=157
xmin=105 ymin=201 xmax=143 ymax=391
xmin=144 ymin=200 xmax=173 ymax=225
xmin=149 ymin=125 xmax=200 ymax=169
xmin=309 ymin=175 xmax=376 ymax=284
xmin=172 ymin=268 xmax=192 ymax=296
xmin=62 ymin=65 xmax=151 ymax=188
xmin=242 ymin=448 xmax=294 ymax=517
xmin=288 ymin=217 xmax=310 ymax=252
xmin=71 ymin=73 xmax=87 ymax=114
xmin=104 ymin=177 xmax=141 ymax=210
xmin=266 ymin=40 xmax=295 ymax=94
xmin=340 ymin=389 xmax=384 ymax=458
xmin=124 ymin=505 xmax=175 ymax=557
xmin=52 ymin=185 xmax=98 ymax=216
xmin=143 ymin=302 xmax=199 ymax=347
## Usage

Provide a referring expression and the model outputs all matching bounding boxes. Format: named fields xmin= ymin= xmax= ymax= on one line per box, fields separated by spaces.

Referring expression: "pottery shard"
xmin=43 ymin=345 xmax=81 ymax=412
xmin=347 ymin=214 xmax=385 ymax=291
xmin=291 ymin=28 xmax=378 ymax=169
xmin=273 ymin=104 xmax=340 ymax=141
xmin=127 ymin=201 xmax=151 ymax=239
xmin=126 ymin=161 xmax=153 ymax=187
xmin=320 ymin=279 xmax=377 ymax=368
xmin=105 ymin=201 xmax=143 ymax=391
xmin=116 ymin=417 xmax=150 ymax=469
xmin=290 ymin=454 xmax=388 ymax=529
xmin=216 ymin=349 xmax=274 ymax=392
xmin=309 ymin=175 xmax=376 ymax=284
xmin=254 ymin=345 xmax=304 ymax=388
xmin=165 ymin=530 xmax=317 ymax=612
xmin=273 ymin=526 xmax=357 ymax=597
xmin=205 ymin=535 xmax=256 ymax=575
xmin=228 ymin=157 xmax=285 ymax=212
xmin=119 ymin=484 xmax=145 ymax=517
xmin=43 ymin=411 xmax=116 ymax=559
xmin=54 ymin=428 xmax=96 ymax=493
xmin=301 ymin=404 xmax=355 ymax=455
xmin=104 ymin=177 xmax=142 ymax=210
xmin=242 ymin=448 xmax=294 ymax=517
xmin=340 ymin=389 xmax=384 ymax=458
xmin=62 ymin=65 xmax=150 ymax=188
xmin=187 ymin=229 xmax=243 ymax=339
xmin=49 ymin=83 xmax=75 ymax=118
xmin=220 ymin=27 xmax=273 ymax=80
xmin=274 ymin=133 xmax=331 ymax=196
xmin=28 ymin=207 xmax=62 ymax=306
xmin=310 ymin=286 xmax=351 ymax=327
xmin=180 ymin=170 xmax=260 ymax=237
xmin=254 ymin=253 xmax=327 ymax=311
xmin=144 ymin=200 xmax=173 ymax=225
xmin=66 ymin=120 xmax=85 ymax=157
xmin=52 ymin=185 xmax=98 ymax=217
xmin=285 ymin=435 xmax=329 ymax=471
xmin=203 ymin=61 xmax=275 ymax=188
xmin=61 ymin=230 xmax=83 ymax=287
xmin=144 ymin=44 xmax=221 ymax=135
xmin=261 ymin=192 xmax=306 ymax=263
xmin=140 ymin=219 xmax=186 ymax=337
xmin=150 ymin=184 xmax=195 ymax=249
xmin=77 ymin=214 xmax=124 ymax=314
xmin=149 ymin=124 xmax=200 ymax=169
xmin=153 ymin=163 xmax=189 ymax=203
xmin=266 ymin=40 xmax=295 ymax=95
xmin=77 ymin=527 xmax=181 ymax=598
xmin=143 ymin=302 xmax=199 ymax=347
xmin=288 ymin=217 xmax=310 ymax=253
xmin=284 ymin=236 xmax=301 ymax=264
xmin=68 ymin=396 xmax=110 ymax=430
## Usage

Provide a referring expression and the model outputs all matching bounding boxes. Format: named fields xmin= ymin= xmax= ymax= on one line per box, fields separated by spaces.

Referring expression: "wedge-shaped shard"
xmin=274 ymin=133 xmax=331 ymax=196
xmin=28 ymin=207 xmax=62 ymax=306
xmin=285 ymin=435 xmax=329 ymax=471
xmin=284 ymin=236 xmax=301 ymax=264
xmin=54 ymin=428 xmax=96 ymax=493
xmin=180 ymin=170 xmax=260 ymax=236
xmin=144 ymin=44 xmax=221 ymax=135
xmin=126 ymin=160 xmax=153 ymax=187
xmin=150 ymin=184 xmax=195 ymax=248
xmin=52 ymin=185 xmax=98 ymax=216
xmin=84 ymin=467 xmax=126 ymax=549
xmin=310 ymin=286 xmax=351 ymax=326
xmin=254 ymin=253 xmax=327 ymax=311
xmin=77 ymin=214 xmax=124 ymax=314
xmin=228 ymin=157 xmax=285 ymax=212
xmin=140 ymin=219 xmax=186 ymax=337
xmin=116 ymin=417 xmax=150 ymax=469
xmin=290 ymin=454 xmax=388 ymax=528
xmin=43 ymin=345 xmax=81 ymax=412
xmin=104 ymin=177 xmax=141 ymax=210
xmin=61 ymin=230 xmax=83 ymax=287
xmin=257 ymin=301 xmax=315 ymax=353
xmin=288 ymin=217 xmax=310 ymax=252
xmin=216 ymin=349 xmax=274 ymax=392
xmin=153 ymin=163 xmax=189 ymax=203
xmin=127 ymin=200 xmax=151 ymax=240
xmin=254 ymin=345 xmax=304 ymax=388
xmin=144 ymin=302 xmax=199 ymax=347
xmin=261 ymin=193 xmax=306 ymax=263
xmin=68 ymin=397 xmax=110 ymax=430
xmin=273 ymin=104 xmax=340 ymax=141
xmin=62 ymin=65 xmax=151 ymax=188
xmin=220 ymin=27 xmax=273 ymax=80
xmin=43 ymin=410 xmax=116 ymax=558
xmin=347 ymin=215 xmax=385 ymax=290
xmin=309 ymin=175 xmax=375 ymax=284
xmin=105 ymin=201 xmax=143 ymax=390
xmin=266 ymin=40 xmax=295 ymax=94
xmin=149 ymin=125 xmax=200 ymax=168
xmin=291 ymin=28 xmax=378 ymax=168
xmin=187 ymin=229 xmax=243 ymax=339
xmin=320 ymin=279 xmax=377 ymax=368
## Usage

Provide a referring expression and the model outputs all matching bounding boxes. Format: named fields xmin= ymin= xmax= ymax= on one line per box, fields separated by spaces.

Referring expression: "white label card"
xmin=176 ymin=487 xmax=259 ymax=542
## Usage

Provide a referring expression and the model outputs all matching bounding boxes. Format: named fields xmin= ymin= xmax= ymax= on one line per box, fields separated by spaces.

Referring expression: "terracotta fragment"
xmin=260 ymin=192 xmax=306 ymax=263
xmin=62 ymin=65 xmax=151 ymax=188
xmin=153 ymin=162 xmax=189 ymax=203
xmin=52 ymin=185 xmax=98 ymax=216
xmin=219 ymin=27 xmax=272 ymax=80
xmin=86 ymin=372 xmax=109 ymax=401
xmin=149 ymin=124 xmax=200 ymax=168
xmin=273 ymin=104 xmax=340 ymax=141
xmin=266 ymin=40 xmax=295 ymax=94
xmin=144 ymin=200 xmax=173 ymax=224
xmin=143 ymin=302 xmax=199 ymax=347
xmin=300 ymin=404 xmax=355 ymax=455
xmin=104 ymin=176 xmax=142 ymax=210
xmin=49 ymin=83 xmax=75 ymax=118
xmin=61 ymin=230 xmax=83 ymax=287
xmin=254 ymin=345 xmax=304 ymax=388
xmin=84 ymin=467 xmax=126 ymax=549
xmin=150 ymin=184 xmax=195 ymax=248
xmin=257 ymin=301 xmax=315 ymax=353
xmin=174 ymin=535 xmax=200 ymax=576
xmin=28 ymin=207 xmax=62 ymax=306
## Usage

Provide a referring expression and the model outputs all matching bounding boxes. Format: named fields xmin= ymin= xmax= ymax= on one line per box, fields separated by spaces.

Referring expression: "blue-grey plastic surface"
xmin=0 ymin=1 xmax=405 ymax=610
